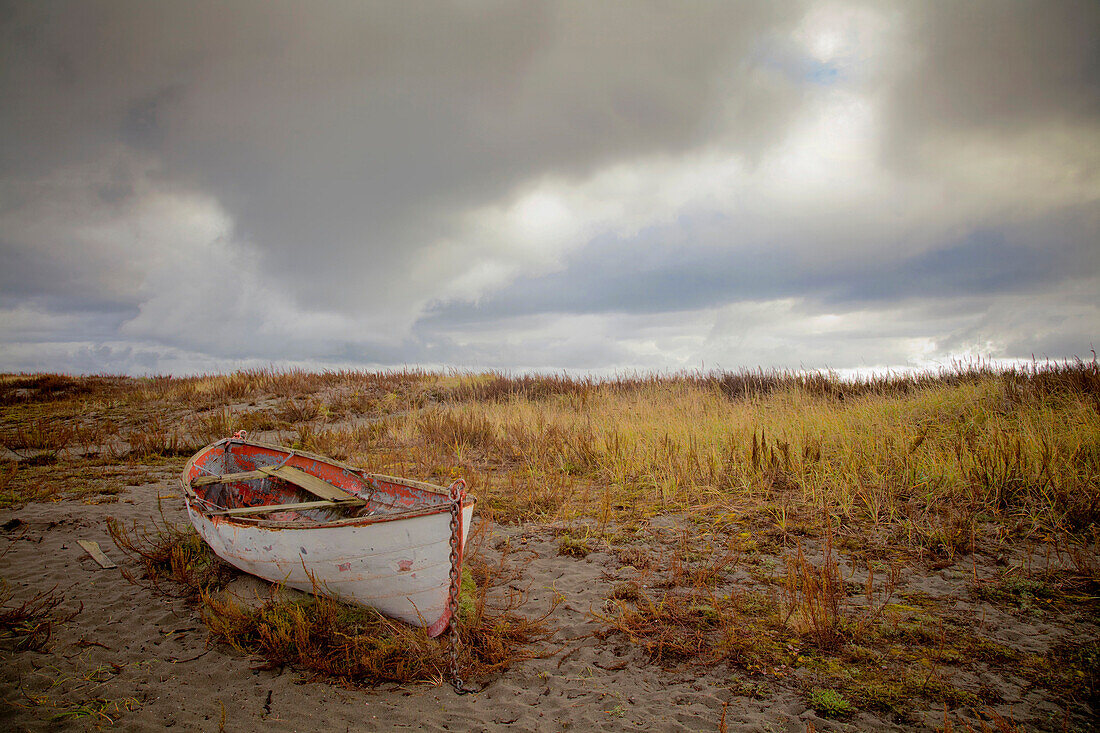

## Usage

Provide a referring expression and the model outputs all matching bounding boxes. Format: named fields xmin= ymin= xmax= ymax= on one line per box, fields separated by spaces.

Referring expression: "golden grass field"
xmin=1 ymin=363 xmax=1097 ymax=730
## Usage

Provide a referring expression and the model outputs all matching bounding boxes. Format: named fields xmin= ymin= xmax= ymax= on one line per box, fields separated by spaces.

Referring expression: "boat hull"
xmin=185 ymin=501 xmax=473 ymax=635
xmin=181 ymin=438 xmax=473 ymax=636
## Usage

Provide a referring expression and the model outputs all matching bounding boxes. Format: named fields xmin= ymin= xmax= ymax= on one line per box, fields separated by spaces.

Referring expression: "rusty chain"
xmin=446 ymin=478 xmax=474 ymax=694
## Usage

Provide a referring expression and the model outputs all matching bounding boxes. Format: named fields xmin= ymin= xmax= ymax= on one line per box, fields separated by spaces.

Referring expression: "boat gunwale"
xmin=180 ymin=437 xmax=475 ymax=530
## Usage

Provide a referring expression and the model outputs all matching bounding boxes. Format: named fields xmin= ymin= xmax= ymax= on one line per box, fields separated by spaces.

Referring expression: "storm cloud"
xmin=1 ymin=1 xmax=1097 ymax=374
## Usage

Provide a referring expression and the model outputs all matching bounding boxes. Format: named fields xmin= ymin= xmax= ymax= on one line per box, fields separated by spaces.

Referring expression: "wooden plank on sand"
xmin=77 ymin=540 xmax=117 ymax=569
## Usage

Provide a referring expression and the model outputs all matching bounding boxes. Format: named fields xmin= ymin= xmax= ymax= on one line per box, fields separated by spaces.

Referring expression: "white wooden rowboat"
xmin=180 ymin=434 xmax=474 ymax=636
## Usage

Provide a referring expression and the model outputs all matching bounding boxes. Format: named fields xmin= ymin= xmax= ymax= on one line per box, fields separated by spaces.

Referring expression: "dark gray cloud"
xmin=882 ymin=0 xmax=1100 ymax=169
xmin=1 ymin=1 xmax=805 ymax=313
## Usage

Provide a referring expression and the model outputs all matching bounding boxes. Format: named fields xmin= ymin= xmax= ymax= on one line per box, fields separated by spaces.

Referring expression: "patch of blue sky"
xmin=754 ymin=42 xmax=846 ymax=86
xmin=801 ymin=58 xmax=841 ymax=85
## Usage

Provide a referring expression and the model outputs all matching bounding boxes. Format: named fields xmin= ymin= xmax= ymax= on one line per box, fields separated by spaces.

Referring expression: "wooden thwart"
xmin=210 ymin=498 xmax=366 ymax=517
xmin=190 ymin=465 xmax=358 ymax=504
xmin=258 ymin=465 xmax=359 ymax=502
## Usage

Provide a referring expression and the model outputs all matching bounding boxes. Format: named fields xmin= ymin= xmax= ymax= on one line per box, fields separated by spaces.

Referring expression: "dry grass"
xmin=3 ymin=360 xmax=1096 ymax=545
xmin=778 ymin=518 xmax=901 ymax=651
xmin=0 ymin=584 xmax=80 ymax=651
xmin=201 ymin=561 xmax=552 ymax=686
xmin=106 ymin=517 xmax=553 ymax=687
xmin=106 ymin=516 xmax=233 ymax=599
xmin=593 ymin=511 xmax=1095 ymax=720
xmin=599 ymin=560 xmax=989 ymax=715
xmin=393 ymin=361 xmax=1100 ymax=547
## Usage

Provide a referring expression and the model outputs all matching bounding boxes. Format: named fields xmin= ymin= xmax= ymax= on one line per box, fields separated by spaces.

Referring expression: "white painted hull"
xmin=186 ymin=502 xmax=474 ymax=630
xmin=180 ymin=438 xmax=475 ymax=636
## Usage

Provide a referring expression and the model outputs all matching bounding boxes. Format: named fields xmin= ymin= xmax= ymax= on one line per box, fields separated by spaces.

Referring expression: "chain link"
xmin=446 ymin=479 xmax=472 ymax=694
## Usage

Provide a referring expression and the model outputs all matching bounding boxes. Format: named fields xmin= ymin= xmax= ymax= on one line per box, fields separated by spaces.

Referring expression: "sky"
xmin=1 ymin=1 xmax=1097 ymax=376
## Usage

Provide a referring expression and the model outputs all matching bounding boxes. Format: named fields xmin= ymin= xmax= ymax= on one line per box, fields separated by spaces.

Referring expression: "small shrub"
xmin=277 ymin=398 xmax=321 ymax=424
xmin=808 ymin=687 xmax=853 ymax=718
xmin=974 ymin=575 xmax=1054 ymax=611
xmin=106 ymin=517 xmax=233 ymax=599
xmin=617 ymin=546 xmax=652 ymax=569
xmin=188 ymin=408 xmax=236 ymax=445
xmin=782 ymin=536 xmax=845 ymax=650
xmin=558 ymin=533 xmax=591 ymax=558
xmin=0 ymin=584 xmax=80 ymax=651
xmin=609 ymin=581 xmax=643 ymax=601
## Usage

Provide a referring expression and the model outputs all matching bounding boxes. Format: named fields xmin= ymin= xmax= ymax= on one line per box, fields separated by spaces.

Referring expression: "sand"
xmin=0 ymin=463 xmax=1095 ymax=732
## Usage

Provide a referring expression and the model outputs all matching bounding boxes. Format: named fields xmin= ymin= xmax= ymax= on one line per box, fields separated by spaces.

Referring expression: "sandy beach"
xmin=2 ymin=460 xmax=1095 ymax=732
